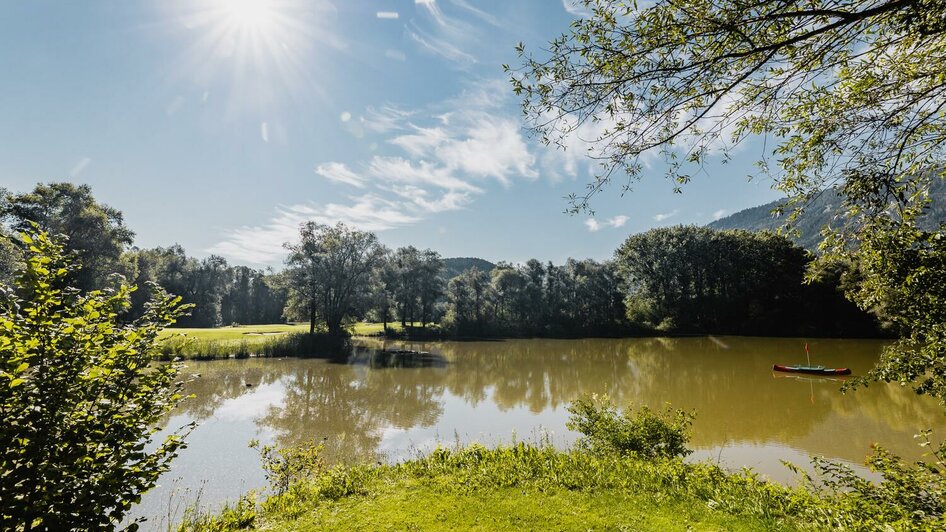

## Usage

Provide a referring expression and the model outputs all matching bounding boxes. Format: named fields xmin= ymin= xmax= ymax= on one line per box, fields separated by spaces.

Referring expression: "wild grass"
xmin=177 ymin=443 xmax=817 ymax=531
xmin=176 ymin=397 xmax=946 ymax=531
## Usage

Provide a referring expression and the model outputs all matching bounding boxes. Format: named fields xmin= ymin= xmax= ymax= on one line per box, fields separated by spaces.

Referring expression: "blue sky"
xmin=0 ymin=0 xmax=782 ymax=267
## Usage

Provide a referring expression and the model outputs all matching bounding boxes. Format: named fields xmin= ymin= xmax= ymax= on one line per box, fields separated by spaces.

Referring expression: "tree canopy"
xmin=510 ymin=0 xmax=946 ymax=401
xmin=285 ymin=222 xmax=387 ymax=336
xmin=2 ymin=183 xmax=134 ymax=291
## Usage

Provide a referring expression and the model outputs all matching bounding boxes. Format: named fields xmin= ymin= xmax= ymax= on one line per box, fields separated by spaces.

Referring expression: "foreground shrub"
xmin=566 ymin=395 xmax=694 ymax=458
xmin=0 ymin=230 xmax=192 ymax=531
xmin=791 ymin=430 xmax=946 ymax=529
xmin=250 ymin=439 xmax=326 ymax=496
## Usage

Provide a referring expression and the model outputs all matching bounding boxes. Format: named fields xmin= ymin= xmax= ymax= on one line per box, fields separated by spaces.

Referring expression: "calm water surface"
xmin=131 ymin=336 xmax=946 ymax=529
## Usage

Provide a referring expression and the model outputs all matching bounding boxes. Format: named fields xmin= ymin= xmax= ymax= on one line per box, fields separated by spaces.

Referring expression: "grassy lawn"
xmin=157 ymin=322 xmax=405 ymax=344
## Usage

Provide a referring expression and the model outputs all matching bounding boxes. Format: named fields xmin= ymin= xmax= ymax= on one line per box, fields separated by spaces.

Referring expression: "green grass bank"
xmin=176 ymin=399 xmax=946 ymax=531
xmin=155 ymin=323 xmax=403 ymax=359
xmin=180 ymin=444 xmax=815 ymax=532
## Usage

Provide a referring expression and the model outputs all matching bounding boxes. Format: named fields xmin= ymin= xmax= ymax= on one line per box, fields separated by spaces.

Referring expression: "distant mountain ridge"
xmin=442 ymin=257 xmax=496 ymax=279
xmin=709 ymin=179 xmax=946 ymax=250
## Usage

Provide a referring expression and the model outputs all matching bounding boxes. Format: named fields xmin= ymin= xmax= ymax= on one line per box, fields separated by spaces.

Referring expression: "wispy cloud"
xmin=561 ymin=0 xmax=591 ymax=17
xmin=653 ymin=209 xmax=679 ymax=222
xmin=260 ymin=122 xmax=269 ymax=143
xmin=450 ymin=0 xmax=500 ymax=26
xmin=362 ymin=105 xmax=412 ymax=133
xmin=212 ymin=80 xmax=540 ymax=265
xmin=712 ymin=209 xmax=727 ymax=220
xmin=314 ymin=162 xmax=366 ymax=188
xmin=70 ymin=157 xmax=92 ymax=178
xmin=407 ymin=26 xmax=476 ymax=65
xmin=376 ymin=11 xmax=399 ymax=19
xmin=408 ymin=0 xmax=479 ymax=66
xmin=585 ymin=215 xmax=628 ymax=232
xmin=209 ymin=196 xmax=420 ymax=265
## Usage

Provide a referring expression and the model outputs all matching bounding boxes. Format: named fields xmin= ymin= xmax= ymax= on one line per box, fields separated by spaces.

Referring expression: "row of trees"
xmin=279 ymin=222 xmax=630 ymax=338
xmin=3 ymin=183 xmax=882 ymax=339
xmin=280 ymin=222 xmax=879 ymax=338
xmin=1 ymin=183 xmax=287 ymax=328
xmin=617 ymin=226 xmax=879 ymax=336
xmin=446 ymin=260 xmax=626 ymax=337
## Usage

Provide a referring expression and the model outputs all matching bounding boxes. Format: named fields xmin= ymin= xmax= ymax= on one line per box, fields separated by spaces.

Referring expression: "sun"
xmin=168 ymin=0 xmax=337 ymax=113
xmin=217 ymin=0 xmax=280 ymax=34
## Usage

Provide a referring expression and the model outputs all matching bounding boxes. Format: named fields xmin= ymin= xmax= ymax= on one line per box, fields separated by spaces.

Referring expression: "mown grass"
xmin=154 ymin=322 xmax=404 ymax=359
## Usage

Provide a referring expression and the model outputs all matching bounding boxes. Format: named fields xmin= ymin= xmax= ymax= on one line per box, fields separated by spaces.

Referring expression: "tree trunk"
xmin=309 ymin=302 xmax=316 ymax=335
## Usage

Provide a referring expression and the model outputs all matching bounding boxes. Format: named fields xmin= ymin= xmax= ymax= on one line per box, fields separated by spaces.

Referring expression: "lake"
xmin=130 ymin=336 xmax=946 ymax=529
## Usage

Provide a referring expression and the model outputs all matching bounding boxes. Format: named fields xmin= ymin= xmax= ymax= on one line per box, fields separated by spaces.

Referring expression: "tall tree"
xmin=2 ymin=183 xmax=133 ymax=290
xmin=417 ymin=249 xmax=445 ymax=328
xmin=0 ymin=190 xmax=19 ymax=284
xmin=510 ymin=0 xmax=946 ymax=399
xmin=285 ymin=222 xmax=386 ymax=336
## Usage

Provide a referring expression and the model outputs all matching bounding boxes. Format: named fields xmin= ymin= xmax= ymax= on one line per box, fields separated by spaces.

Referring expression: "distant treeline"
xmin=0 ymin=183 xmax=286 ymax=328
xmin=1 ymin=182 xmax=885 ymax=338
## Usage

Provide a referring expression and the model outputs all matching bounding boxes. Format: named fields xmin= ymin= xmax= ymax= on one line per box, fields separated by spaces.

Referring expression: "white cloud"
xmin=384 ymin=185 xmax=473 ymax=213
xmin=70 ymin=157 xmax=92 ymax=178
xmin=362 ymin=105 xmax=412 ymax=133
xmin=653 ymin=209 xmax=680 ymax=222
xmin=340 ymin=111 xmax=352 ymax=122
xmin=260 ymin=122 xmax=269 ymax=143
xmin=712 ymin=209 xmax=727 ymax=220
xmin=609 ymin=215 xmax=629 ymax=228
xmin=209 ymin=195 xmax=421 ymax=265
xmin=376 ymin=11 xmax=399 ymax=19
xmin=562 ymin=0 xmax=591 ymax=17
xmin=450 ymin=0 xmax=500 ymax=26
xmin=366 ymin=156 xmax=482 ymax=192
xmin=212 ymin=80 xmax=542 ymax=265
xmin=585 ymin=214 xmax=629 ymax=232
xmin=314 ymin=162 xmax=366 ymax=188
xmin=434 ymin=115 xmax=536 ymax=185
xmin=388 ymin=124 xmax=449 ymax=157
xmin=407 ymin=26 xmax=476 ymax=65
xmin=408 ymin=0 xmax=479 ymax=66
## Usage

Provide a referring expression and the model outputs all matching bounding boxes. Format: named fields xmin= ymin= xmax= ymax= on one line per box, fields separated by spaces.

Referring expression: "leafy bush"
xmin=250 ymin=439 xmax=326 ymax=496
xmin=566 ymin=395 xmax=694 ymax=459
xmin=0 ymin=230 xmax=192 ymax=530
xmin=790 ymin=430 xmax=946 ymax=529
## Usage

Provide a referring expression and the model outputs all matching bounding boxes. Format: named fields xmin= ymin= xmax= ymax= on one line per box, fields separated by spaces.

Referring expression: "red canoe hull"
xmin=773 ymin=364 xmax=851 ymax=376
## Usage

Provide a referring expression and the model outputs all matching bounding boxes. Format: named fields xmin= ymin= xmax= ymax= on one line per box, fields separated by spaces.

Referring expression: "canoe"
xmin=773 ymin=364 xmax=851 ymax=376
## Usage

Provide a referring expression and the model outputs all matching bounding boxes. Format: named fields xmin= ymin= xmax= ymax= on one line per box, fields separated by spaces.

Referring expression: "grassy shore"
xmin=176 ymin=398 xmax=943 ymax=531
xmin=179 ymin=444 xmax=813 ymax=532
xmin=155 ymin=323 xmax=403 ymax=359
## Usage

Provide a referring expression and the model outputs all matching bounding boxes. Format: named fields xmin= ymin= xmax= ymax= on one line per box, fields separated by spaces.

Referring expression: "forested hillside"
xmin=710 ymin=178 xmax=946 ymax=250
xmin=442 ymin=257 xmax=496 ymax=279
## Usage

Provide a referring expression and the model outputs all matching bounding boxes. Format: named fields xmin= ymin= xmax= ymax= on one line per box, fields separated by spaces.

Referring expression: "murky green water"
xmin=131 ymin=336 xmax=946 ymax=529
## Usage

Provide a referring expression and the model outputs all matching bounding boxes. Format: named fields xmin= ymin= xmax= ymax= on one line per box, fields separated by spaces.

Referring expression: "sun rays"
xmin=166 ymin=0 xmax=340 ymax=114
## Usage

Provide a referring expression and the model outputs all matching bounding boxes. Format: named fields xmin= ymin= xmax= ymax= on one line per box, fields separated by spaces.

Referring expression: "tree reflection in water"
xmin=172 ymin=337 xmax=945 ymax=468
